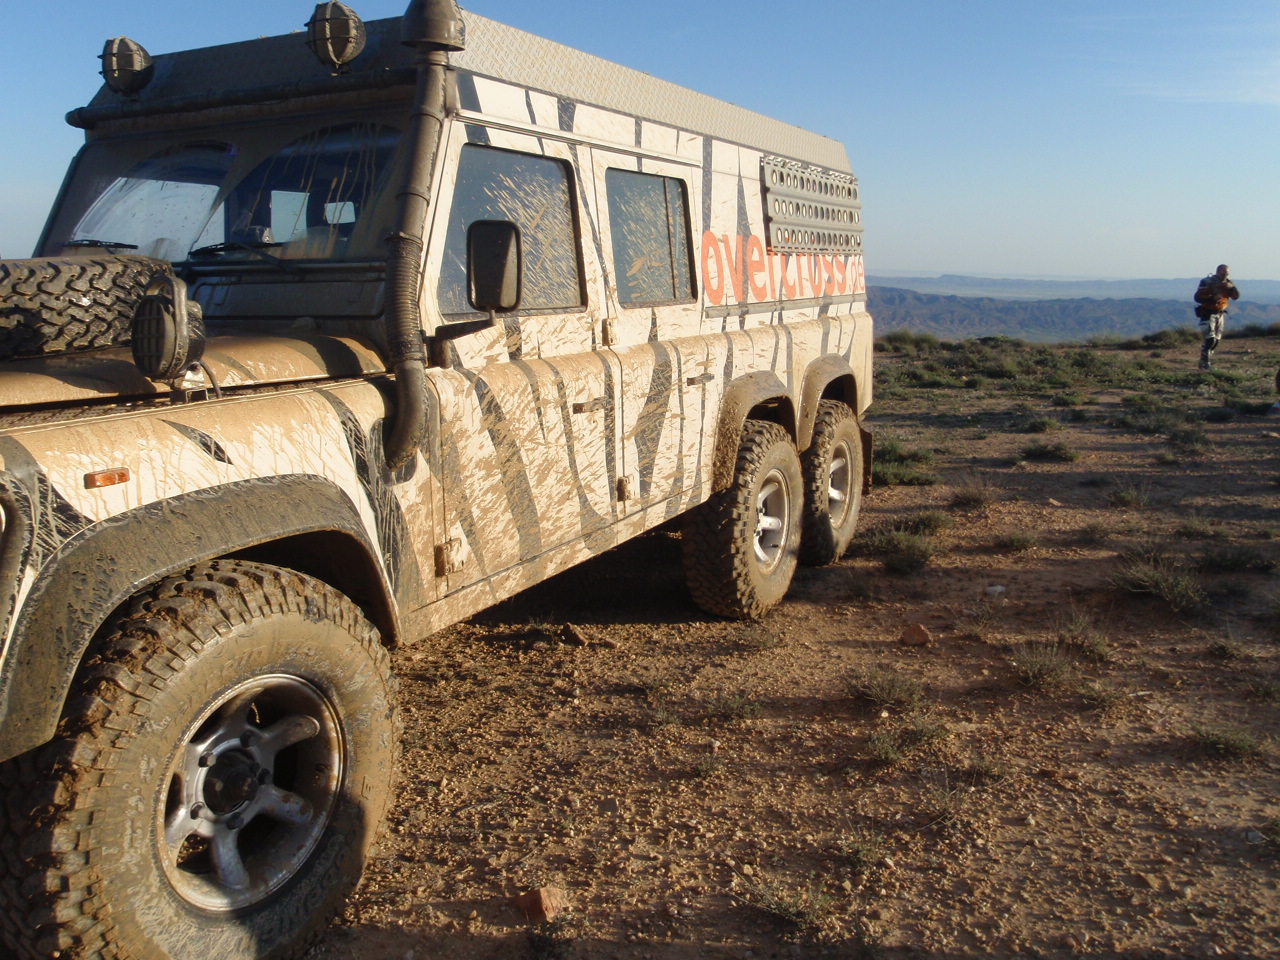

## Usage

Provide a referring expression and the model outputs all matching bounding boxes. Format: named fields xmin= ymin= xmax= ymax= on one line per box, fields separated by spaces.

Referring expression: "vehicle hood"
xmin=0 ymin=334 xmax=388 ymax=409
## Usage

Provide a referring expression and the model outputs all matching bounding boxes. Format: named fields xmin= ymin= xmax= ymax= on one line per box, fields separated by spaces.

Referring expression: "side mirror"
xmin=467 ymin=220 xmax=521 ymax=312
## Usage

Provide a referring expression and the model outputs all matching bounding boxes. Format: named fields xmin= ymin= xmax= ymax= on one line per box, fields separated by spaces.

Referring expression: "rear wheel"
xmin=683 ymin=420 xmax=803 ymax=619
xmin=799 ymin=400 xmax=864 ymax=565
xmin=0 ymin=560 xmax=398 ymax=960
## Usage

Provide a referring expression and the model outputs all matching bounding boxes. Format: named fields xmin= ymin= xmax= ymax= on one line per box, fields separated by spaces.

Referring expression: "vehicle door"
xmin=424 ymin=123 xmax=618 ymax=591
xmin=590 ymin=145 xmax=711 ymax=515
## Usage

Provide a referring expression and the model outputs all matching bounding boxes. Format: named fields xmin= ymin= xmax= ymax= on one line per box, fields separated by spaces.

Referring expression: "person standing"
xmin=1193 ymin=264 xmax=1240 ymax=370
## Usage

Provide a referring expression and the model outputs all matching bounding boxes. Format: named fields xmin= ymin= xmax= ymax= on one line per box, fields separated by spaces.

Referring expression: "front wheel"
xmin=0 ymin=561 xmax=398 ymax=960
xmin=683 ymin=420 xmax=803 ymax=619
xmin=799 ymin=400 xmax=864 ymax=565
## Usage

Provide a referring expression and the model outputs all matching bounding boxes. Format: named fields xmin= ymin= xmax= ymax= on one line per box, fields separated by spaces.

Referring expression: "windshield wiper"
xmin=66 ymin=238 xmax=140 ymax=250
xmin=188 ymin=241 xmax=297 ymax=271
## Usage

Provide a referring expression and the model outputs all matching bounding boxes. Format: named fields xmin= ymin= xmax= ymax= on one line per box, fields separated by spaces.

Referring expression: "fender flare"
xmin=797 ymin=355 xmax=860 ymax=450
xmin=710 ymin=371 xmax=795 ymax=494
xmin=0 ymin=475 xmax=393 ymax=763
xmin=797 ymin=355 xmax=873 ymax=495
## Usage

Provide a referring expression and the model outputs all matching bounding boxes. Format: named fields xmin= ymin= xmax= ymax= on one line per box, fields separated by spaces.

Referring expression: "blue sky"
xmin=3 ymin=0 xmax=1277 ymax=280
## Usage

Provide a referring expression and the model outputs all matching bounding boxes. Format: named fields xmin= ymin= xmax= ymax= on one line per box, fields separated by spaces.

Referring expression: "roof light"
xmin=306 ymin=2 xmax=368 ymax=73
xmin=101 ymin=37 xmax=154 ymax=96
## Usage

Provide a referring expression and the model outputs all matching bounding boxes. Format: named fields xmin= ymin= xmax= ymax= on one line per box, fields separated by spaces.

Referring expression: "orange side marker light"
xmin=84 ymin=468 xmax=131 ymax=489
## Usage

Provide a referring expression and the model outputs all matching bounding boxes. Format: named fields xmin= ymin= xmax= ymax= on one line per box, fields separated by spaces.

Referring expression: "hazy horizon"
xmin=869 ymin=270 xmax=1280 ymax=283
xmin=2 ymin=1 xmax=1277 ymax=277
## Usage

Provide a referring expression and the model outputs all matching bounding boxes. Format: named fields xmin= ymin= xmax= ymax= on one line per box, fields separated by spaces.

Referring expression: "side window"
xmin=605 ymin=169 xmax=694 ymax=306
xmin=437 ymin=144 xmax=584 ymax=316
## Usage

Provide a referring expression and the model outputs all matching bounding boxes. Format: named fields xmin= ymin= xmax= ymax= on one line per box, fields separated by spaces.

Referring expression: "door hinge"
xmin=435 ymin=539 xmax=465 ymax=577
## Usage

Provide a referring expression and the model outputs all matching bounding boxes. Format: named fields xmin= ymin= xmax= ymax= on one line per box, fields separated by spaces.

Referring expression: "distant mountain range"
xmin=866 ymin=284 xmax=1280 ymax=343
xmin=868 ymin=274 xmax=1280 ymax=305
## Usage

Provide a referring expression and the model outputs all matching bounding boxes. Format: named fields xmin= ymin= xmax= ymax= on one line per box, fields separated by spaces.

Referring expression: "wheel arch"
xmin=710 ymin=371 xmax=797 ymax=494
xmin=797 ymin=356 xmax=872 ymax=496
xmin=798 ymin=356 xmax=860 ymax=450
xmin=0 ymin=475 xmax=397 ymax=764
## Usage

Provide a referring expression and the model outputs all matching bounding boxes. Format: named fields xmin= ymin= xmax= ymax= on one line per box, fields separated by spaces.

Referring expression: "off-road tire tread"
xmin=799 ymin=400 xmax=863 ymax=566
xmin=0 ymin=255 xmax=170 ymax=359
xmin=683 ymin=420 xmax=800 ymax=620
xmin=0 ymin=560 xmax=398 ymax=960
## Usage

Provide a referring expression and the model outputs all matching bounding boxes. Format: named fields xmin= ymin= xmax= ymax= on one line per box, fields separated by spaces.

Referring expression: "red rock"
xmin=899 ymin=623 xmax=932 ymax=646
xmin=511 ymin=886 xmax=567 ymax=924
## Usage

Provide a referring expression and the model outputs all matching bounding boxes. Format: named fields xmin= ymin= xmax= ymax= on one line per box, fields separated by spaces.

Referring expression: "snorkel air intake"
xmin=383 ymin=0 xmax=465 ymax=470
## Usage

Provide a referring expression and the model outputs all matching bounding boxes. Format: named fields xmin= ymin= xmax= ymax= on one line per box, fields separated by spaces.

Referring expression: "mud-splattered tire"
xmin=683 ymin=420 xmax=802 ymax=619
xmin=0 ymin=255 xmax=170 ymax=359
xmin=799 ymin=400 xmax=864 ymax=566
xmin=0 ymin=560 xmax=398 ymax=960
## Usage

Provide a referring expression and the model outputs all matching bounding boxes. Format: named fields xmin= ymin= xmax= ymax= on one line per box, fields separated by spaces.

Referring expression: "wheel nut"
xmin=226 ymin=814 xmax=244 ymax=830
xmin=198 ymin=751 xmax=216 ymax=767
xmin=190 ymin=802 xmax=205 ymax=819
xmin=257 ymin=769 xmax=272 ymax=785
xmin=240 ymin=731 xmax=258 ymax=747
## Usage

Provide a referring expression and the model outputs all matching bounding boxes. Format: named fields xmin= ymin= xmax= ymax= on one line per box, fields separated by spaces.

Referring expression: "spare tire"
xmin=0 ymin=255 xmax=171 ymax=359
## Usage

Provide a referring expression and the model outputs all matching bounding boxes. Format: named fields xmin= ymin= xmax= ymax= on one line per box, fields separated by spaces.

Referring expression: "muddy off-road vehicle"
xmin=0 ymin=2 xmax=873 ymax=957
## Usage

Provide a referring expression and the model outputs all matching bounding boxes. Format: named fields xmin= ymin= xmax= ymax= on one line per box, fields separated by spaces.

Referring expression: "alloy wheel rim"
xmin=827 ymin=438 xmax=853 ymax=530
xmin=754 ymin=465 xmax=792 ymax=573
xmin=156 ymin=674 xmax=343 ymax=912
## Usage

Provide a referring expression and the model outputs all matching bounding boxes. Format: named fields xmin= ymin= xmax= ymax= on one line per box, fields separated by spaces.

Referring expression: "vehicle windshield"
xmin=44 ymin=118 xmax=403 ymax=265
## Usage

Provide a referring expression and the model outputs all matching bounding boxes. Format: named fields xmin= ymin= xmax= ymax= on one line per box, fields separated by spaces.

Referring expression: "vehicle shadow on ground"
xmin=464 ymin=530 xmax=715 ymax=629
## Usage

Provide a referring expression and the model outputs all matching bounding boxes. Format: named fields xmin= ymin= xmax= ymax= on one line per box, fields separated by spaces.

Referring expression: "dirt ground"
xmin=308 ymin=334 xmax=1280 ymax=960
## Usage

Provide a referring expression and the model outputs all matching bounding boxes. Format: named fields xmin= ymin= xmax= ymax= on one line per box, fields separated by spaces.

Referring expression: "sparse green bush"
xmin=1075 ymin=521 xmax=1111 ymax=544
xmin=994 ymin=532 xmax=1038 ymax=553
xmin=1195 ymin=545 xmax=1276 ymax=574
xmin=877 ymin=329 xmax=941 ymax=354
xmin=1020 ymin=414 xmax=1061 ymax=433
xmin=1116 ymin=410 xmax=1178 ymax=435
xmin=1110 ymin=548 xmax=1205 ymax=612
xmin=1168 ymin=425 xmax=1213 ymax=456
xmin=702 ymin=693 xmax=762 ymax=723
xmin=1079 ymin=681 xmax=1124 ymax=712
xmin=1010 ymin=641 xmax=1080 ymax=689
xmin=1057 ymin=609 xmax=1112 ymax=662
xmin=1206 ymin=637 xmax=1245 ymax=660
xmin=856 ymin=527 xmax=937 ymax=573
xmin=1175 ymin=516 xmax=1223 ymax=540
xmin=867 ymin=715 xmax=948 ymax=765
xmin=896 ymin=510 xmax=952 ymax=535
xmin=1225 ymin=321 xmax=1280 ymax=339
xmin=1247 ymin=679 xmax=1280 ymax=702
xmin=920 ymin=769 xmax=972 ymax=826
xmin=1107 ymin=483 xmax=1150 ymax=509
xmin=835 ymin=828 xmax=885 ymax=873
xmin=950 ymin=472 xmax=999 ymax=509
xmin=740 ymin=876 xmax=834 ymax=931
xmin=1022 ymin=440 xmax=1081 ymax=462
xmin=1121 ymin=393 xmax=1163 ymax=414
xmin=1189 ymin=724 xmax=1263 ymax=760
xmin=873 ymin=460 xmax=942 ymax=486
xmin=877 ymin=435 xmax=935 ymax=465
xmin=845 ymin=665 xmax=925 ymax=710
xmin=739 ymin=623 xmax=784 ymax=650
xmin=1132 ymin=327 xmax=1201 ymax=349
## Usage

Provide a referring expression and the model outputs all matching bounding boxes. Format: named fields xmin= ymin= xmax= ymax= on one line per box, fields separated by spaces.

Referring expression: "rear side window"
xmin=605 ymin=169 xmax=694 ymax=306
xmin=437 ymin=144 xmax=584 ymax=315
